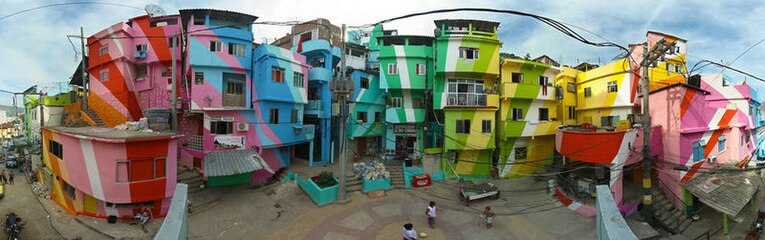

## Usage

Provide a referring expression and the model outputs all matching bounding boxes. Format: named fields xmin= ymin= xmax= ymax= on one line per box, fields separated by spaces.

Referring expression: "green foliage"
xmin=315 ymin=171 xmax=337 ymax=189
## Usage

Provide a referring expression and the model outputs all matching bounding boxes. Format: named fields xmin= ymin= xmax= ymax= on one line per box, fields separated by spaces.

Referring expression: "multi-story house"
xmin=23 ymin=83 xmax=73 ymax=143
xmin=497 ymin=58 xmax=561 ymax=178
xmin=39 ymin=14 xmax=185 ymax=218
xmin=177 ymin=9 xmax=275 ymax=186
xmin=377 ymin=33 xmax=434 ymax=163
xmin=347 ymin=70 xmax=386 ymax=159
xmin=554 ymin=32 xmax=687 ymax=217
xmin=272 ymin=18 xmax=342 ymax=167
xmin=432 ymin=19 xmax=501 ymax=178
xmin=250 ymin=44 xmax=314 ymax=180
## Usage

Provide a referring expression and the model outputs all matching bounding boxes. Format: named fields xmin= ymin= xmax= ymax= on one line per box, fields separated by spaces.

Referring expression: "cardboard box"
xmin=367 ymin=190 xmax=386 ymax=198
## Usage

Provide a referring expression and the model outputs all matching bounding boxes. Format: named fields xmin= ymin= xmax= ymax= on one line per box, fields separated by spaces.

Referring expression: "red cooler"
xmin=412 ymin=174 xmax=431 ymax=188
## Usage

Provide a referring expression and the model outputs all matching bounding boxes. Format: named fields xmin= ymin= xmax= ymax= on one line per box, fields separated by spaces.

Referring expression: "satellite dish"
xmin=145 ymin=4 xmax=166 ymax=18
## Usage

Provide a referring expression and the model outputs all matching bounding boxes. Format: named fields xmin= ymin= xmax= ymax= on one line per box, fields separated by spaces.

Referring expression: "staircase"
xmin=386 ymin=162 xmax=406 ymax=189
xmin=84 ymin=109 xmax=106 ymax=127
xmin=177 ymin=168 xmax=205 ymax=194
xmin=345 ymin=176 xmax=362 ymax=192
xmin=652 ymin=189 xmax=692 ymax=234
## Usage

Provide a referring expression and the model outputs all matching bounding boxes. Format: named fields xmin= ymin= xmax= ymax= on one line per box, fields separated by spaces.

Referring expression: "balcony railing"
xmin=184 ymin=135 xmax=203 ymax=151
xmin=305 ymin=100 xmax=323 ymax=116
xmin=446 ymin=93 xmax=487 ymax=106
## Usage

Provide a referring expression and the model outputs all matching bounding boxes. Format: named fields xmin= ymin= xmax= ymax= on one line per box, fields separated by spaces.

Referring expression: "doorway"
xmin=357 ymin=137 xmax=368 ymax=156
xmin=395 ymin=136 xmax=416 ymax=160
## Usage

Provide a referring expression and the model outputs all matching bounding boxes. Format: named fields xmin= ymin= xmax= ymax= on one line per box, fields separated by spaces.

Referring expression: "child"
xmin=402 ymin=223 xmax=417 ymax=240
xmin=483 ymin=206 xmax=495 ymax=229
xmin=426 ymin=201 xmax=437 ymax=229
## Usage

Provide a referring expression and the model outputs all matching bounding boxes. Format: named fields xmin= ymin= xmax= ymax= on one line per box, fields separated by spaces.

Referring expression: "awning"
xmin=203 ymin=148 xmax=273 ymax=177
xmin=682 ymin=164 xmax=761 ymax=217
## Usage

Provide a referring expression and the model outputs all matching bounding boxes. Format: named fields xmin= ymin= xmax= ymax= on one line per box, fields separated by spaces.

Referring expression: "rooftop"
xmin=47 ymin=126 xmax=180 ymax=140
xmin=434 ymin=19 xmax=500 ymax=32
xmin=376 ymin=35 xmax=434 ymax=46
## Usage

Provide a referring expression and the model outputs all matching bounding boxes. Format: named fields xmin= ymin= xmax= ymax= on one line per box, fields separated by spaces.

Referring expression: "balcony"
xmin=308 ymin=68 xmax=332 ymax=82
xmin=503 ymin=120 xmax=560 ymax=139
xmin=555 ymin=125 xmax=642 ymax=165
xmin=183 ymin=135 xmax=203 ymax=151
xmin=501 ymin=82 xmax=556 ymax=100
xmin=445 ymin=93 xmax=499 ymax=108
xmin=305 ymin=100 xmax=323 ymax=116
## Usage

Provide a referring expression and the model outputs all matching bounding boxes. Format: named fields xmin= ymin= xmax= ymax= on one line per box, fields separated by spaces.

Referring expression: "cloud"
xmin=2 ymin=0 xmax=765 ymax=104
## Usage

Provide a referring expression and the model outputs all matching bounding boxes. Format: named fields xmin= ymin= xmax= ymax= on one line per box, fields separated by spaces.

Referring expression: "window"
xmin=195 ymin=72 xmax=204 ymax=85
xmin=511 ymin=73 xmax=523 ymax=83
xmin=539 ymin=108 xmax=549 ymax=121
xmin=135 ymin=64 xmax=147 ymax=80
xmin=607 ymin=81 xmax=618 ymax=93
xmin=272 ymin=67 xmax=285 ymax=83
xmin=584 ymin=87 xmax=592 ymax=97
xmin=412 ymin=98 xmax=423 ymax=109
xmin=459 ymin=47 xmax=479 ymax=60
xmin=374 ymin=112 xmax=381 ymax=123
xmin=193 ymin=14 xmax=205 ymax=25
xmin=228 ymin=43 xmax=246 ymax=56
xmin=718 ymin=136 xmax=726 ymax=152
xmin=675 ymin=64 xmax=683 ymax=74
xmin=568 ymin=106 xmax=576 ymax=120
xmin=601 ymin=116 xmax=618 ymax=127
xmin=360 ymin=77 xmax=369 ymax=89
xmin=293 ymin=72 xmax=304 ymax=87
xmin=226 ymin=81 xmax=243 ymax=95
xmin=99 ymin=46 xmax=108 ymax=56
xmin=455 ymin=120 xmax=471 ymax=134
xmin=512 ymin=108 xmax=523 ymax=121
xmin=693 ymin=141 xmax=705 ymax=163
xmin=416 ymin=64 xmax=426 ymax=75
xmin=514 ymin=147 xmax=527 ymax=160
xmin=567 ymin=83 xmax=576 ymax=93
xmin=99 ymin=69 xmax=109 ymax=81
xmin=391 ymin=97 xmax=403 ymax=108
xmin=388 ymin=64 xmax=398 ymax=75
xmin=299 ymin=32 xmax=312 ymax=42
xmin=210 ymin=121 xmax=233 ymax=134
xmin=269 ymin=109 xmax=279 ymax=124
xmin=666 ymin=63 xmax=674 ymax=73
xmin=49 ymin=140 xmax=63 ymax=159
xmin=63 ymin=182 xmax=76 ymax=200
xmin=116 ymin=158 xmax=166 ymax=183
xmin=291 ymin=109 xmax=298 ymax=123
xmin=482 ymin=120 xmax=492 ymax=134
xmin=168 ymin=37 xmax=180 ymax=48
xmin=209 ymin=41 xmax=222 ymax=52
xmin=538 ymin=76 xmax=549 ymax=86
xmin=161 ymin=66 xmax=172 ymax=77
xmin=357 ymin=112 xmax=368 ymax=122
xmin=136 ymin=44 xmax=148 ymax=52
xmin=446 ymin=79 xmax=486 ymax=106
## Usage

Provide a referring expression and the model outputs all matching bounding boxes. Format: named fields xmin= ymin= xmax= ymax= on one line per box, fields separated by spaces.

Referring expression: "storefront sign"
xmin=393 ymin=124 xmax=417 ymax=135
xmin=214 ymin=135 xmax=245 ymax=150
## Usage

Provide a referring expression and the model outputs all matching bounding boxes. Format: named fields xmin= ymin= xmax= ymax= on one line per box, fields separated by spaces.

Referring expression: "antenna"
xmin=144 ymin=4 xmax=166 ymax=18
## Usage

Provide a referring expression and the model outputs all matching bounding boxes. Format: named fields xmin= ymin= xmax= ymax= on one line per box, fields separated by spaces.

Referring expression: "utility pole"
xmin=171 ymin=32 xmax=178 ymax=131
xmin=640 ymin=38 xmax=676 ymax=224
xmin=331 ymin=24 xmax=354 ymax=204
xmin=81 ymin=26 xmax=88 ymax=111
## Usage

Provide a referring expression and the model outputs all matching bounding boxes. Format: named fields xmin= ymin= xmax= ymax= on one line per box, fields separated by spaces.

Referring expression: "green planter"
xmin=362 ymin=178 xmax=390 ymax=193
xmin=297 ymin=175 xmax=338 ymax=206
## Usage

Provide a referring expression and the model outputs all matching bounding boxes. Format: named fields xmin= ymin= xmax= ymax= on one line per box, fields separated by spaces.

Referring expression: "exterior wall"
xmin=443 ymin=109 xmax=495 ymax=150
xmin=272 ymin=18 xmax=342 ymax=49
xmin=182 ymin=12 xmax=253 ymax=111
xmin=348 ymin=70 xmax=386 ymax=138
xmin=87 ymin=15 xmax=183 ymax=127
xmin=43 ymin=128 xmax=179 ymax=218
xmin=556 ymin=67 xmax=581 ymax=125
xmin=499 ymin=135 xmax=555 ymax=178
xmin=575 ymin=60 xmax=636 ymax=127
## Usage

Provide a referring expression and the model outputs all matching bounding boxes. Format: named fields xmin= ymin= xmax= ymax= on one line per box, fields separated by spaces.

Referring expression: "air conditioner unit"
xmin=707 ymin=156 xmax=717 ymax=164
xmin=236 ymin=122 xmax=249 ymax=131
xmin=166 ymin=78 xmax=173 ymax=90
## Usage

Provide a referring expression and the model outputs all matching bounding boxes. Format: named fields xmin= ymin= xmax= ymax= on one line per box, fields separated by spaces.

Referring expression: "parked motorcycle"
xmin=747 ymin=209 xmax=765 ymax=240
xmin=5 ymin=212 xmax=22 ymax=240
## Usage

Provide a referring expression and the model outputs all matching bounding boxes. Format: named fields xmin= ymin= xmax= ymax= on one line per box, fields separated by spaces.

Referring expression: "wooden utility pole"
xmin=81 ymin=26 xmax=88 ymax=111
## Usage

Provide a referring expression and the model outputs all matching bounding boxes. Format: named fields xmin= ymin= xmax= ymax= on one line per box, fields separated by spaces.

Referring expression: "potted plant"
xmin=313 ymin=171 xmax=337 ymax=189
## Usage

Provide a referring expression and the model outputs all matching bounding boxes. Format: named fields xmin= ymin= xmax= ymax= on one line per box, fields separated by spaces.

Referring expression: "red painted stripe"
xmin=679 ymin=89 xmax=696 ymax=118
xmin=555 ymin=188 xmax=573 ymax=206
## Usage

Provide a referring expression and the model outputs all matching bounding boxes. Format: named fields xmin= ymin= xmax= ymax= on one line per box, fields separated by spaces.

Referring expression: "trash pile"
xmin=32 ymin=182 xmax=49 ymax=198
xmin=352 ymin=161 xmax=390 ymax=180
xmin=114 ymin=117 xmax=154 ymax=133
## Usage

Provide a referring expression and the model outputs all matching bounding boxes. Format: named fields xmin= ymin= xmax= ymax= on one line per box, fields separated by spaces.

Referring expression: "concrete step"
xmin=678 ymin=217 xmax=692 ymax=233
xmin=346 ymin=185 xmax=362 ymax=192
xmin=189 ymin=198 xmax=221 ymax=216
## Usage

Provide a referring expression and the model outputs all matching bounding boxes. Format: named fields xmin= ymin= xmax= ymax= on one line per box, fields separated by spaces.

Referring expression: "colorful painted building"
xmin=86 ymin=14 xmax=183 ymax=127
xmin=377 ymin=34 xmax=434 ymax=162
xmin=433 ymin=19 xmax=501 ymax=177
xmin=42 ymin=127 xmax=181 ymax=218
xmin=497 ymin=58 xmax=561 ymax=178
xmin=347 ymin=70 xmax=386 ymax=158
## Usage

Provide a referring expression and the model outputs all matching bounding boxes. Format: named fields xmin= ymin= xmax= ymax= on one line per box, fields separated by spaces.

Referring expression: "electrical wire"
xmin=0 ymin=2 xmax=141 ymax=22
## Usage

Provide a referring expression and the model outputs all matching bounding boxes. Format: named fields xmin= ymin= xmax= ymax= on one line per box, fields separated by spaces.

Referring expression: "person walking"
xmin=426 ymin=201 xmax=437 ymax=229
xmin=8 ymin=171 xmax=14 ymax=185
xmin=482 ymin=206 xmax=495 ymax=229
xmin=0 ymin=169 xmax=6 ymax=184
xmin=402 ymin=223 xmax=417 ymax=240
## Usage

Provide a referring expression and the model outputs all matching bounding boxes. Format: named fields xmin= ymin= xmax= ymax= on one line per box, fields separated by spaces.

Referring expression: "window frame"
xmin=455 ymin=120 xmax=471 ymax=134
xmin=512 ymin=108 xmax=523 ymax=121
xmin=293 ymin=71 xmax=305 ymax=87
xmin=209 ymin=41 xmax=222 ymax=52
xmin=291 ymin=109 xmax=299 ymax=123
xmin=514 ymin=147 xmax=528 ymax=160
xmin=194 ymin=72 xmax=205 ymax=85
xmin=49 ymin=140 xmax=63 ymax=159
xmin=481 ymin=120 xmax=492 ymax=134
xmin=538 ymin=108 xmax=549 ymax=121
xmin=459 ymin=47 xmax=479 ymax=60
xmin=135 ymin=64 xmax=148 ymax=80
xmin=209 ymin=121 xmax=233 ymax=135
xmin=567 ymin=83 xmax=576 ymax=93
xmin=98 ymin=46 xmax=108 ymax=56
xmin=568 ymin=106 xmax=576 ymax=120
xmin=584 ymin=87 xmax=592 ymax=97
xmin=226 ymin=80 xmax=244 ymax=95
xmin=511 ymin=73 xmax=523 ymax=83
xmin=538 ymin=76 xmax=549 ymax=86
xmin=272 ymin=67 xmax=285 ymax=83
xmin=228 ymin=43 xmax=246 ymax=56
xmin=416 ymin=64 xmax=426 ymax=75
xmin=391 ymin=97 xmax=403 ymax=108
xmin=357 ymin=111 xmax=368 ymax=122
xmin=99 ymin=69 xmax=109 ymax=81
xmin=693 ymin=141 xmax=705 ymax=162
xmin=387 ymin=63 xmax=398 ymax=75
xmin=718 ymin=136 xmax=726 ymax=152
xmin=269 ymin=108 xmax=279 ymax=124
xmin=360 ymin=77 xmax=369 ymax=89
xmin=116 ymin=158 xmax=167 ymax=183
xmin=607 ymin=81 xmax=618 ymax=93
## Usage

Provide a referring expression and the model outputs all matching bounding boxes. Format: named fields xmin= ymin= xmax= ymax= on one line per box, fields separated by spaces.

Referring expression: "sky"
xmin=2 ymin=0 xmax=765 ymax=106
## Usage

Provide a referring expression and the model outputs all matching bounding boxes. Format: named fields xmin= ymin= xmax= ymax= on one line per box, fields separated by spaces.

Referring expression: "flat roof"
xmin=47 ymin=126 xmax=181 ymax=141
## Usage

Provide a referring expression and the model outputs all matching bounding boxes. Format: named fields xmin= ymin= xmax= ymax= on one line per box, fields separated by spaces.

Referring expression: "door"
xmin=193 ymin=157 xmax=202 ymax=170
xmin=357 ymin=138 xmax=368 ymax=156
xmin=83 ymin=194 xmax=98 ymax=214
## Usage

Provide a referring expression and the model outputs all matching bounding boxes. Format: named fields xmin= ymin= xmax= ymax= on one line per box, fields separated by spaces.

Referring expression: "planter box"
xmin=297 ymin=175 xmax=338 ymax=206
xmin=362 ymin=178 xmax=390 ymax=193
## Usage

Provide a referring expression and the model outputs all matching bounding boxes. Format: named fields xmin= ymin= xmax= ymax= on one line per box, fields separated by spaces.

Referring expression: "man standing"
xmin=426 ymin=201 xmax=437 ymax=229
xmin=0 ymin=169 xmax=6 ymax=184
xmin=8 ymin=171 xmax=14 ymax=185
xmin=402 ymin=223 xmax=417 ymax=240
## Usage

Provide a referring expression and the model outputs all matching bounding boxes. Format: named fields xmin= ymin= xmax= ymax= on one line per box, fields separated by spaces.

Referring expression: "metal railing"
xmin=184 ymin=135 xmax=203 ymax=151
xmin=447 ymin=93 xmax=487 ymax=106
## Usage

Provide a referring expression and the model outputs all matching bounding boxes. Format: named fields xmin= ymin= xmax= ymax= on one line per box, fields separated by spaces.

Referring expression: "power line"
xmin=0 ymin=2 xmax=141 ymax=22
